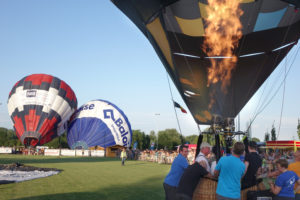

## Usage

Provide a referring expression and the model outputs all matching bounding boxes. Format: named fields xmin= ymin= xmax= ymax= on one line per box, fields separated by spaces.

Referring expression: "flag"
xmin=173 ymin=101 xmax=187 ymax=113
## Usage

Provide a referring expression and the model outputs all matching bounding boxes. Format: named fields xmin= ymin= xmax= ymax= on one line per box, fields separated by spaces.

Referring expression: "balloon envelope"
xmin=112 ymin=0 xmax=300 ymax=124
xmin=67 ymin=100 xmax=132 ymax=149
xmin=7 ymin=74 xmax=77 ymax=146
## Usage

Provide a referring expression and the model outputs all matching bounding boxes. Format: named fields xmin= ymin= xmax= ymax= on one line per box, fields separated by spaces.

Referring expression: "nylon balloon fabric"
xmin=112 ymin=0 xmax=300 ymax=125
xmin=7 ymin=74 xmax=77 ymax=147
xmin=67 ymin=100 xmax=132 ymax=149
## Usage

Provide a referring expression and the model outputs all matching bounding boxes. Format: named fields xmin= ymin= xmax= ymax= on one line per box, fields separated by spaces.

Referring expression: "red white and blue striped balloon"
xmin=67 ymin=100 xmax=132 ymax=149
xmin=7 ymin=74 xmax=77 ymax=147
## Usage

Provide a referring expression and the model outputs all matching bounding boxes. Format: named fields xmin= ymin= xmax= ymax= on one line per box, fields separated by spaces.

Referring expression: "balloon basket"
xmin=192 ymin=178 xmax=258 ymax=200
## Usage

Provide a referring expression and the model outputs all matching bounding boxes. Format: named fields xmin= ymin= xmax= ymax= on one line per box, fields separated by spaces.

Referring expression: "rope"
xmin=166 ymin=72 xmax=183 ymax=144
xmin=246 ymin=9 xmax=299 ymax=132
xmin=246 ymin=43 xmax=300 ymax=131
xmin=277 ymin=57 xmax=287 ymax=140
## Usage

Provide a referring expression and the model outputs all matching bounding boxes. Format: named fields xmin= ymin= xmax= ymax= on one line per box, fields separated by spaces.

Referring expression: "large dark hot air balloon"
xmin=112 ymin=0 xmax=300 ymax=125
xmin=7 ymin=74 xmax=77 ymax=147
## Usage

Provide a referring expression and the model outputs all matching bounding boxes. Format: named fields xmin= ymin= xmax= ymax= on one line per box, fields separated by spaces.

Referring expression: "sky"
xmin=0 ymin=0 xmax=299 ymax=142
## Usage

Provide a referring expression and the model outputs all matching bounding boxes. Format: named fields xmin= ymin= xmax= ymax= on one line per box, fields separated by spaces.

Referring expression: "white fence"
xmin=0 ymin=147 xmax=12 ymax=154
xmin=1 ymin=147 xmax=105 ymax=157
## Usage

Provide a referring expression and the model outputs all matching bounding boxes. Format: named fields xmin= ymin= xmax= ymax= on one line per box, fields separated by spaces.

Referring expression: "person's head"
xmin=294 ymin=150 xmax=300 ymax=162
xmin=122 ymin=148 xmax=126 ymax=151
xmin=200 ymin=142 xmax=212 ymax=156
xmin=179 ymin=145 xmax=188 ymax=158
xmin=233 ymin=142 xmax=245 ymax=156
xmin=275 ymin=159 xmax=289 ymax=172
xmin=248 ymin=141 xmax=257 ymax=151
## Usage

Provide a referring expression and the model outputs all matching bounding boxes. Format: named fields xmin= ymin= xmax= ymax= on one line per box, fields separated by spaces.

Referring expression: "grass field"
xmin=0 ymin=155 xmax=171 ymax=200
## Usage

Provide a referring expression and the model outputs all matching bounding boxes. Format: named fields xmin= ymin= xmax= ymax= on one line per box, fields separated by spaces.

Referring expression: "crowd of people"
xmin=162 ymin=142 xmax=300 ymax=200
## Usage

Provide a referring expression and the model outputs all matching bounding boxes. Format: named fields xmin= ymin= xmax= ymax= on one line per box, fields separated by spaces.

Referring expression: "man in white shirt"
xmin=195 ymin=142 xmax=212 ymax=173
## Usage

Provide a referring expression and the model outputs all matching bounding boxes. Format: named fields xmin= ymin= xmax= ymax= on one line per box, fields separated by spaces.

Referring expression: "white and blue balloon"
xmin=67 ymin=100 xmax=132 ymax=149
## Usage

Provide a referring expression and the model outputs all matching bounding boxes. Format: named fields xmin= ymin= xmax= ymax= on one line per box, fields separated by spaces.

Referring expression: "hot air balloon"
xmin=112 ymin=0 xmax=300 ymax=161
xmin=112 ymin=0 xmax=300 ymax=125
xmin=7 ymin=74 xmax=77 ymax=147
xmin=67 ymin=100 xmax=132 ymax=150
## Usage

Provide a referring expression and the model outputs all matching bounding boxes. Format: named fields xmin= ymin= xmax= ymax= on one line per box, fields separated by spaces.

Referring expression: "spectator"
xmin=288 ymin=150 xmax=300 ymax=200
xmin=120 ymin=148 xmax=127 ymax=166
xmin=269 ymin=159 xmax=300 ymax=200
xmin=242 ymin=141 xmax=262 ymax=189
xmin=214 ymin=142 xmax=245 ymax=200
xmin=195 ymin=142 xmax=212 ymax=173
xmin=163 ymin=145 xmax=189 ymax=200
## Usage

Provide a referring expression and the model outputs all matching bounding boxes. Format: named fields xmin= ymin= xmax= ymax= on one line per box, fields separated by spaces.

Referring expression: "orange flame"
xmin=203 ymin=0 xmax=243 ymax=92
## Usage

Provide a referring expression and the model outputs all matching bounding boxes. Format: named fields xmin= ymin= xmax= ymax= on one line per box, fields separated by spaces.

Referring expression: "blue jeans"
xmin=122 ymin=157 xmax=126 ymax=165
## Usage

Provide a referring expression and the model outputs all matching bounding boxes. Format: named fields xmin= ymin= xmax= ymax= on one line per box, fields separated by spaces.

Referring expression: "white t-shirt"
xmin=195 ymin=152 xmax=211 ymax=173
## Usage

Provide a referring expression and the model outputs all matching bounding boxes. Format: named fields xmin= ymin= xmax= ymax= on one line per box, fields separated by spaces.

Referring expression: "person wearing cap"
xmin=195 ymin=142 xmax=212 ymax=173
xmin=163 ymin=145 xmax=189 ymax=200
xmin=214 ymin=142 xmax=246 ymax=200
xmin=241 ymin=141 xmax=262 ymax=189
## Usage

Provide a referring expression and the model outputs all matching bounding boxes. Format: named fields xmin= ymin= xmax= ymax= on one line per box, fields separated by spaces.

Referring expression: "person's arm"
xmin=269 ymin=182 xmax=281 ymax=195
xmin=244 ymin=161 xmax=249 ymax=174
xmin=205 ymin=173 xmax=213 ymax=179
xmin=256 ymin=167 xmax=262 ymax=176
xmin=213 ymin=169 xmax=219 ymax=179
xmin=268 ymin=170 xmax=280 ymax=178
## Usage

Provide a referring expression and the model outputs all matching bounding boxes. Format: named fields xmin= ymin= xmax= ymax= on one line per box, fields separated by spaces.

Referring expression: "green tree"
xmin=185 ymin=135 xmax=198 ymax=144
xmin=44 ymin=133 xmax=68 ymax=148
xmin=0 ymin=127 xmax=22 ymax=147
xmin=297 ymin=119 xmax=300 ymax=140
xmin=271 ymin=125 xmax=276 ymax=141
xmin=158 ymin=129 xmax=181 ymax=150
xmin=264 ymin=132 xmax=270 ymax=142
xmin=131 ymin=129 xmax=145 ymax=149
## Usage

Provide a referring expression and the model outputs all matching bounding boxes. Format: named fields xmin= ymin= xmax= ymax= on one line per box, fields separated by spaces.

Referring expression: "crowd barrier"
xmin=0 ymin=147 xmax=105 ymax=157
xmin=0 ymin=147 xmax=12 ymax=154
xmin=137 ymin=150 xmax=196 ymax=165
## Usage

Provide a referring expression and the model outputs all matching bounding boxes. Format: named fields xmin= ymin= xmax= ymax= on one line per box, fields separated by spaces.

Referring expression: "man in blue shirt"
xmin=214 ymin=142 xmax=245 ymax=200
xmin=269 ymin=158 xmax=300 ymax=200
xmin=164 ymin=145 xmax=189 ymax=200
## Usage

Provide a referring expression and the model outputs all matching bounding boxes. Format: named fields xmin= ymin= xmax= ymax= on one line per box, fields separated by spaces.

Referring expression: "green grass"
xmin=0 ymin=155 xmax=171 ymax=200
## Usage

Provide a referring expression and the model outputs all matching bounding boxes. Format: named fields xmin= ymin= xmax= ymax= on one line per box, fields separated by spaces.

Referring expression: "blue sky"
xmin=0 ymin=0 xmax=299 ymax=142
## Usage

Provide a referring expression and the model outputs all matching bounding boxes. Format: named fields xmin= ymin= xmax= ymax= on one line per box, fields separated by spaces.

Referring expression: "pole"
xmin=154 ymin=113 xmax=160 ymax=149
xmin=238 ymin=113 xmax=240 ymax=141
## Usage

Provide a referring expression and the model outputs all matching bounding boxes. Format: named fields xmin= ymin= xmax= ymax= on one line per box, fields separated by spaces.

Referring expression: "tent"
xmin=266 ymin=140 xmax=300 ymax=152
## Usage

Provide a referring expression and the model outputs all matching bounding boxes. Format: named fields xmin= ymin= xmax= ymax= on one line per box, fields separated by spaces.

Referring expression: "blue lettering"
xmin=115 ymin=118 xmax=123 ymax=127
xmin=119 ymin=127 xmax=126 ymax=134
xmin=122 ymin=136 xmax=128 ymax=145
xmin=103 ymin=109 xmax=115 ymax=121
xmin=121 ymin=131 xmax=128 ymax=137
xmin=89 ymin=104 xmax=94 ymax=110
